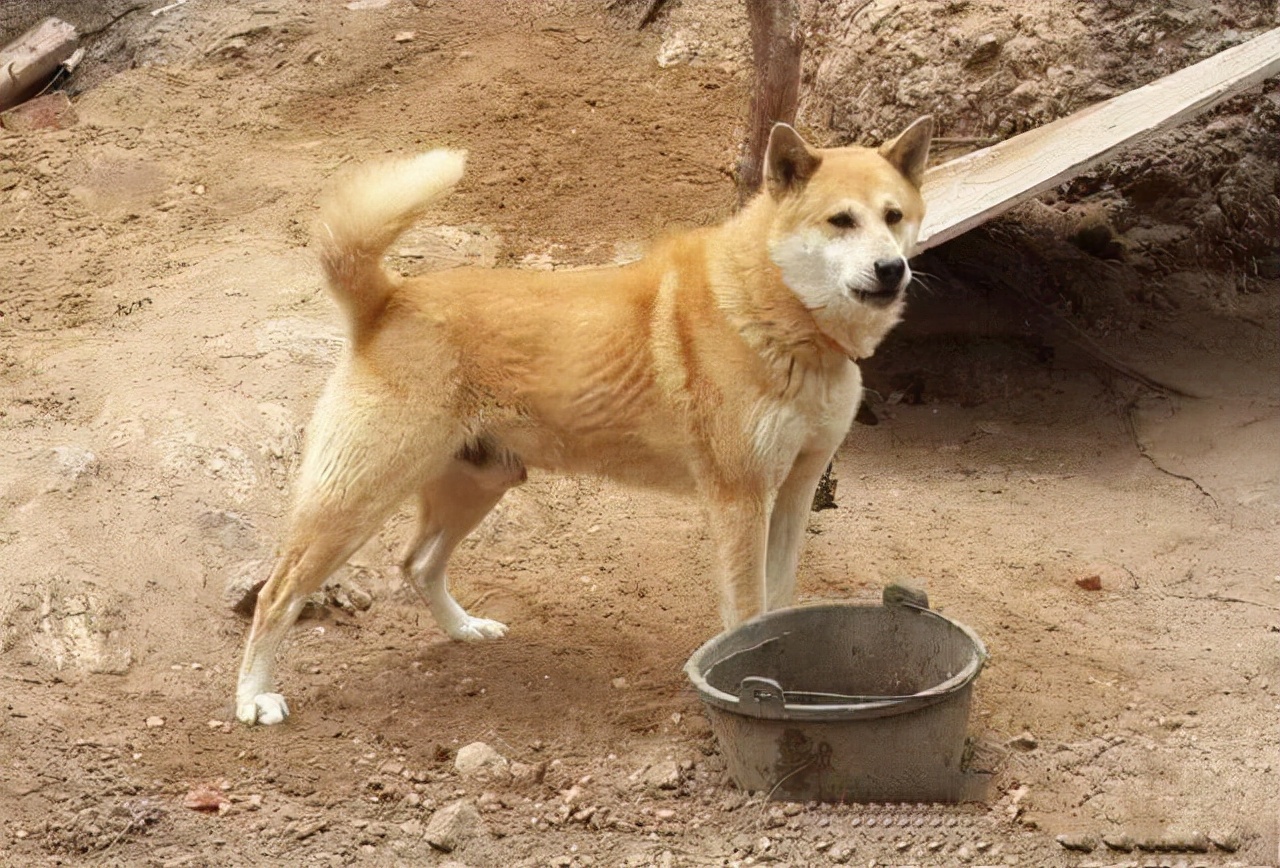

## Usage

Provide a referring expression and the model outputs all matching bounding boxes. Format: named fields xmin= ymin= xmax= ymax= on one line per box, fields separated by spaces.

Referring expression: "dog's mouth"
xmin=850 ymin=287 xmax=903 ymax=307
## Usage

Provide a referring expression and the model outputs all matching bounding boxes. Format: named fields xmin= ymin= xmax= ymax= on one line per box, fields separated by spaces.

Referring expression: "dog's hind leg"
xmin=236 ymin=376 xmax=457 ymax=725
xmin=237 ymin=509 xmax=382 ymax=726
xmin=403 ymin=448 xmax=525 ymax=641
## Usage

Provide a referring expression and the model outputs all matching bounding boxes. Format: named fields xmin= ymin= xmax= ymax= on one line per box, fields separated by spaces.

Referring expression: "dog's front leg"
xmin=765 ymin=448 xmax=839 ymax=611
xmin=702 ymin=486 xmax=771 ymax=629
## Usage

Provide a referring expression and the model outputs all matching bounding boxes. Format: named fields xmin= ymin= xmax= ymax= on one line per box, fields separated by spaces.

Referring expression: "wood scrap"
xmin=0 ymin=17 xmax=78 ymax=112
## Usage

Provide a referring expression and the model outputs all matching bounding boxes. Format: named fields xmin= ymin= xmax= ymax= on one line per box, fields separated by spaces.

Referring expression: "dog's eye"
xmin=885 ymin=208 xmax=903 ymax=225
xmin=828 ymin=212 xmax=856 ymax=230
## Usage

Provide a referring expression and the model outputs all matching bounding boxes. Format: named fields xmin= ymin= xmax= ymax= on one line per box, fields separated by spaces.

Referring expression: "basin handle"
xmin=738 ymin=676 xmax=788 ymax=720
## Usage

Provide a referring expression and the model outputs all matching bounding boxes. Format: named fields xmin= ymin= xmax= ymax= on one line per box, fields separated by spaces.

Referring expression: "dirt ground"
xmin=1 ymin=1 xmax=1277 ymax=866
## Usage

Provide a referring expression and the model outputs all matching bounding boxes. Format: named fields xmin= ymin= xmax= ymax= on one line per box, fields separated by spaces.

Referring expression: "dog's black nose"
xmin=874 ymin=257 xmax=907 ymax=292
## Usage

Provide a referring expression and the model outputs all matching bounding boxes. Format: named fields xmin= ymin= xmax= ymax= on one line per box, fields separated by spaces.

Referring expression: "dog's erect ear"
xmin=765 ymin=123 xmax=823 ymax=198
xmin=879 ymin=115 xmax=933 ymax=188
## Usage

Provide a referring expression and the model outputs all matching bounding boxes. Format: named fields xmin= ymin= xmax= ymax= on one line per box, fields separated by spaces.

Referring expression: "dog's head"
xmin=763 ymin=117 xmax=932 ymax=358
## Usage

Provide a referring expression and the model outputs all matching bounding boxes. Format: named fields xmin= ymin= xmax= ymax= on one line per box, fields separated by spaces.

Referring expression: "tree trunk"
xmin=737 ymin=0 xmax=804 ymax=203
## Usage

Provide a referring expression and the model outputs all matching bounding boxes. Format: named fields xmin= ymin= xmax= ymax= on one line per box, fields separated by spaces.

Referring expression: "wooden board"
xmin=917 ymin=27 xmax=1280 ymax=252
xmin=0 ymin=17 xmax=78 ymax=112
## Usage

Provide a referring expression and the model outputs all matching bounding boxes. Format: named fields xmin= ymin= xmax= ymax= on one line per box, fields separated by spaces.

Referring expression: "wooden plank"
xmin=917 ymin=27 xmax=1280 ymax=252
xmin=0 ymin=17 xmax=78 ymax=112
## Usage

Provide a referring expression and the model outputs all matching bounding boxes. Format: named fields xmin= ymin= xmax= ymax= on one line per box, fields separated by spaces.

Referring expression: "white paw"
xmin=236 ymin=692 xmax=290 ymax=726
xmin=446 ymin=616 xmax=509 ymax=642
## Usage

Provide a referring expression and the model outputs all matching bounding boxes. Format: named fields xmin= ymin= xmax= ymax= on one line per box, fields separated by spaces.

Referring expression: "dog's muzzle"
xmin=850 ymin=257 xmax=908 ymax=306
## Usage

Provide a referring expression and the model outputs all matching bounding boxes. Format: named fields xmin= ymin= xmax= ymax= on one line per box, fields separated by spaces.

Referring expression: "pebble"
xmin=145 ymin=716 xmax=165 ymax=728
xmin=1102 ymin=832 xmax=1135 ymax=851
xmin=454 ymin=742 xmax=509 ymax=779
xmin=1208 ymin=828 xmax=1240 ymax=852
xmin=423 ymin=800 xmax=488 ymax=853
xmin=1056 ymin=833 xmax=1097 ymax=852
xmin=1075 ymin=574 xmax=1103 ymax=591
xmin=965 ymin=33 xmax=1002 ymax=67
xmin=510 ymin=761 xmax=546 ymax=784
xmin=1156 ymin=832 xmax=1210 ymax=852
xmin=48 ymin=445 xmax=98 ymax=491
xmin=1008 ymin=730 xmax=1038 ymax=751
xmin=640 ymin=760 xmax=681 ymax=792
xmin=182 ymin=787 xmax=228 ymax=813
xmin=224 ymin=560 xmax=268 ymax=616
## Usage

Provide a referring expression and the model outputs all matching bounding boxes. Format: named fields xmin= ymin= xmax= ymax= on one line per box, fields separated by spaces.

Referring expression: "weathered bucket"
xmin=684 ymin=591 xmax=988 ymax=803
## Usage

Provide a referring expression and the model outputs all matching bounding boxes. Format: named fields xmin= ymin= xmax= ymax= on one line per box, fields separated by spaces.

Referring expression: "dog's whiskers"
xmin=908 ymin=270 xmax=941 ymax=297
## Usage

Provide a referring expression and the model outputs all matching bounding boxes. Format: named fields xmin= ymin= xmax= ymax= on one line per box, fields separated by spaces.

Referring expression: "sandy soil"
xmin=1 ymin=1 xmax=1277 ymax=866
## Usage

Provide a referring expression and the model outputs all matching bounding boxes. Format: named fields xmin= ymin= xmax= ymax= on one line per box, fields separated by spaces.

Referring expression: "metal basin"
xmin=685 ymin=594 xmax=988 ymax=803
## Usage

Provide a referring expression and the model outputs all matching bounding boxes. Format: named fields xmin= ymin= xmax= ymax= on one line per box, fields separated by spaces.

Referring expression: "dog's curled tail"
xmin=317 ymin=149 xmax=467 ymax=332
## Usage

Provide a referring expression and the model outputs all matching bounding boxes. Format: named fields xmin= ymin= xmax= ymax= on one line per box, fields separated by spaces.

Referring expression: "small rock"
xmin=1102 ymin=832 xmax=1134 ymax=851
xmin=1075 ymin=574 xmax=1103 ymax=591
xmin=1255 ymin=255 xmax=1280 ymax=281
xmin=1162 ymin=831 xmax=1210 ymax=852
xmin=965 ymin=33 xmax=1002 ymax=67
xmin=1056 ymin=833 xmax=1096 ymax=852
xmin=1008 ymin=730 xmax=1038 ymax=751
xmin=145 ymin=716 xmax=165 ymax=728
xmin=1209 ymin=828 xmax=1240 ymax=852
xmin=394 ymin=30 xmax=415 ymax=42
xmin=828 ymin=841 xmax=856 ymax=863
xmin=654 ymin=808 xmax=676 ymax=821
xmin=346 ymin=584 xmax=373 ymax=611
xmin=510 ymin=761 xmax=546 ymax=784
xmin=1 ymin=92 xmax=78 ymax=132
xmin=641 ymin=760 xmax=681 ymax=792
xmin=1008 ymin=80 xmax=1040 ymax=106
xmin=454 ymin=742 xmax=508 ymax=779
xmin=224 ymin=560 xmax=267 ymax=616
xmin=48 ymin=445 xmax=98 ymax=491
xmin=424 ymin=800 xmax=488 ymax=853
xmin=213 ymin=37 xmax=248 ymax=57
xmin=183 ymin=787 xmax=229 ymax=813
xmin=611 ymin=677 xmax=628 ymax=689
xmin=292 ymin=818 xmax=328 ymax=840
